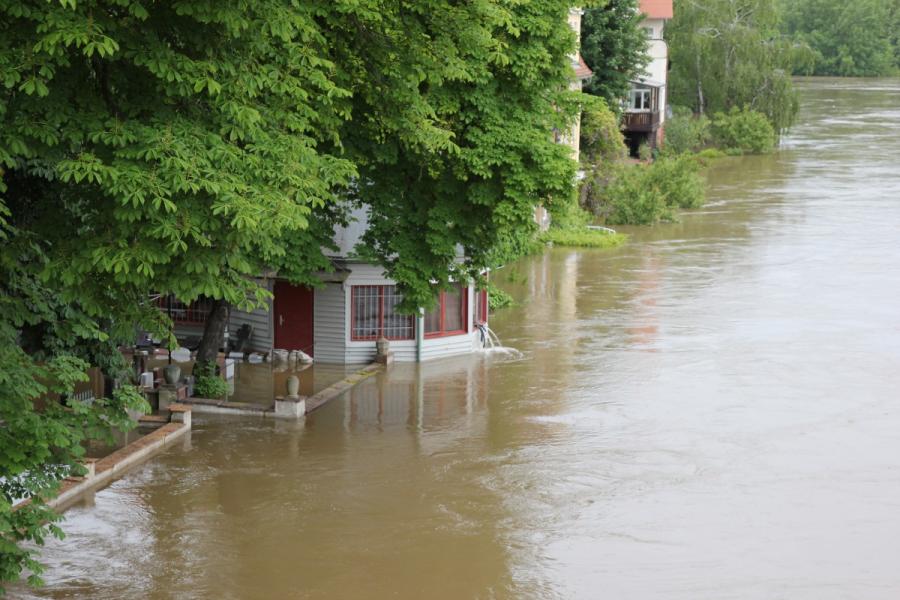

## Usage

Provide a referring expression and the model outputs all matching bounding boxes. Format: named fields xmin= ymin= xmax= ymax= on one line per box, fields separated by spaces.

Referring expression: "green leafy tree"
xmin=578 ymin=98 xmax=628 ymax=215
xmin=0 ymin=0 xmax=355 ymax=587
xmin=782 ymin=0 xmax=895 ymax=76
xmin=891 ymin=1 xmax=900 ymax=69
xmin=667 ymin=0 xmax=802 ymax=132
xmin=326 ymin=1 xmax=585 ymax=306
xmin=0 ymin=0 xmax=586 ymax=588
xmin=581 ymin=0 xmax=650 ymax=106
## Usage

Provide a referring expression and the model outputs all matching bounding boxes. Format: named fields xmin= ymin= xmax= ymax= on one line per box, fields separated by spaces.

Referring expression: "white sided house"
xmin=623 ymin=0 xmax=673 ymax=155
xmin=166 ymin=207 xmax=489 ymax=365
xmin=313 ymin=207 xmax=487 ymax=364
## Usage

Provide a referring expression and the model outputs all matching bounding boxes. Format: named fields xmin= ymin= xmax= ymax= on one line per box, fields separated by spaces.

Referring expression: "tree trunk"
xmin=195 ymin=299 xmax=229 ymax=377
xmin=696 ymin=54 xmax=706 ymax=115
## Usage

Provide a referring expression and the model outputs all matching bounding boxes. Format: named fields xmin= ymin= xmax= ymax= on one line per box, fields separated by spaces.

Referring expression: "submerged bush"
xmin=194 ymin=375 xmax=229 ymax=399
xmin=486 ymin=281 xmax=515 ymax=311
xmin=644 ymin=155 xmax=705 ymax=210
xmin=662 ymin=106 xmax=712 ymax=155
xmin=600 ymin=155 xmax=705 ymax=225
xmin=711 ymin=106 xmax=776 ymax=154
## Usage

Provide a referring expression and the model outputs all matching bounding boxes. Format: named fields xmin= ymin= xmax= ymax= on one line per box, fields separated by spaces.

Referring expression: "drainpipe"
xmin=416 ymin=308 xmax=424 ymax=363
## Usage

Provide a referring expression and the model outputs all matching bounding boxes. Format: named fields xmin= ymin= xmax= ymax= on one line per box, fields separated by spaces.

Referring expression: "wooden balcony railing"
xmin=623 ymin=111 xmax=661 ymax=132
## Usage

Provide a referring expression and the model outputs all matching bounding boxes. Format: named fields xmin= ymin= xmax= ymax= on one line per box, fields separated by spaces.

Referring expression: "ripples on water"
xmin=17 ymin=78 xmax=900 ymax=599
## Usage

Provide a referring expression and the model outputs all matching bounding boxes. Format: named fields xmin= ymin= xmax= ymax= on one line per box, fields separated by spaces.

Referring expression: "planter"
xmin=286 ymin=375 xmax=300 ymax=398
xmin=163 ymin=364 xmax=181 ymax=385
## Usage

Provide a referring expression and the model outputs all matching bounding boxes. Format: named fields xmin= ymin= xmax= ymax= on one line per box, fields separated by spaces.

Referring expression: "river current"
xmin=19 ymin=78 xmax=900 ymax=599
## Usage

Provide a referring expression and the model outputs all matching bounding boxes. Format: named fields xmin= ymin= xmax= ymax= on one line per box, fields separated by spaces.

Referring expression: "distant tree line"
xmin=781 ymin=0 xmax=900 ymax=77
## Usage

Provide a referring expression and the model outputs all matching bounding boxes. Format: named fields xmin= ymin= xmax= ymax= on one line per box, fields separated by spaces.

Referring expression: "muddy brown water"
xmin=16 ymin=78 xmax=900 ymax=599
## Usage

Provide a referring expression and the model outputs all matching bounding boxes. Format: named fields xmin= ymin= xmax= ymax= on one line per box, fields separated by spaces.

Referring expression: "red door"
xmin=273 ymin=282 xmax=314 ymax=356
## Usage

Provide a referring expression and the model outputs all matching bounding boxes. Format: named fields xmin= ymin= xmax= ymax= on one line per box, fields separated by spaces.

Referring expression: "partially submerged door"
xmin=273 ymin=282 xmax=314 ymax=356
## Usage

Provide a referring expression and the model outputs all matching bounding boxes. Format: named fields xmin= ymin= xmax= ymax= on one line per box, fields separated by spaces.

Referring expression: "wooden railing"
xmin=623 ymin=111 xmax=661 ymax=132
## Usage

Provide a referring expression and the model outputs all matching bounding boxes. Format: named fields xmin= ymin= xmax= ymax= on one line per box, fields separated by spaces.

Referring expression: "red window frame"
xmin=350 ymin=285 xmax=415 ymax=342
xmin=474 ymin=289 xmax=488 ymax=326
xmin=425 ymin=284 xmax=468 ymax=339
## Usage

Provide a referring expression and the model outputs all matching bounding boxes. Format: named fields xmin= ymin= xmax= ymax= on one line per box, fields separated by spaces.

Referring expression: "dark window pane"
xmin=352 ymin=286 xmax=380 ymax=340
xmin=424 ymin=304 xmax=441 ymax=334
xmin=383 ymin=286 xmax=414 ymax=340
xmin=443 ymin=287 xmax=463 ymax=332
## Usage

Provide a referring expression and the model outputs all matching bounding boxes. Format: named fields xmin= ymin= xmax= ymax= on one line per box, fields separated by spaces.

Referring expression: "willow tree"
xmin=667 ymin=0 xmax=802 ymax=132
xmin=0 ymin=0 xmax=584 ymax=587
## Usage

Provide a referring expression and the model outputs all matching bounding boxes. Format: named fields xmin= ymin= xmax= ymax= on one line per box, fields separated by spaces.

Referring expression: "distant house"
xmin=623 ymin=0 xmax=673 ymax=156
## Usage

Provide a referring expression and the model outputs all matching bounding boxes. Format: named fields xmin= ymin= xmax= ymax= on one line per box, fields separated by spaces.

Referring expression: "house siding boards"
xmin=311 ymin=263 xmax=481 ymax=364
xmin=313 ymin=282 xmax=347 ymax=363
xmin=228 ymin=287 xmax=274 ymax=354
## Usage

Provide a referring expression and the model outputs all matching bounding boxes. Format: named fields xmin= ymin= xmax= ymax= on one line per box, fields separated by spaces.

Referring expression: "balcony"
xmin=623 ymin=111 xmax=661 ymax=133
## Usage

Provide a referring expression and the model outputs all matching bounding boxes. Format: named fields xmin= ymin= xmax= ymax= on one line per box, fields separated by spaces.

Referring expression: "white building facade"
xmin=623 ymin=0 xmax=673 ymax=155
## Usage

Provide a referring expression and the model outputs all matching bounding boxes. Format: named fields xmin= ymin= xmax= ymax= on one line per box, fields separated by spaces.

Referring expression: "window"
xmin=351 ymin=285 xmax=415 ymax=341
xmin=643 ymin=26 xmax=655 ymax=39
xmin=628 ymin=88 xmax=652 ymax=112
xmin=474 ymin=289 xmax=488 ymax=326
xmin=425 ymin=284 xmax=468 ymax=338
xmin=155 ymin=295 xmax=213 ymax=324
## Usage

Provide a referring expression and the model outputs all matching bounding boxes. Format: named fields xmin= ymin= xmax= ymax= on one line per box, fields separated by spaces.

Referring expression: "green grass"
xmin=537 ymin=227 xmax=628 ymax=249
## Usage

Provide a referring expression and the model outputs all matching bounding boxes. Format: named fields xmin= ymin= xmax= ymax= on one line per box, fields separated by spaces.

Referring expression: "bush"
xmin=580 ymin=98 xmax=628 ymax=165
xmin=711 ymin=106 xmax=776 ymax=154
xmin=662 ymin=106 xmax=711 ymax=155
xmin=695 ymin=148 xmax=727 ymax=162
xmin=486 ymin=281 xmax=515 ymax=311
xmin=548 ymin=190 xmax=592 ymax=230
xmin=194 ymin=374 xmax=229 ymax=399
xmin=644 ymin=155 xmax=705 ymax=210
xmin=601 ymin=155 xmax=705 ymax=225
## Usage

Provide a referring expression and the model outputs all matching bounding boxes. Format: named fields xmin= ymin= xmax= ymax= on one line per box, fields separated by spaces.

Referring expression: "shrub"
xmin=549 ymin=189 xmax=592 ymax=230
xmin=601 ymin=155 xmax=705 ymax=225
xmin=643 ymin=155 xmax=705 ymax=209
xmin=580 ymin=98 xmax=628 ymax=165
xmin=695 ymin=148 xmax=727 ymax=162
xmin=486 ymin=281 xmax=515 ymax=311
xmin=662 ymin=106 xmax=711 ymax=155
xmin=194 ymin=374 xmax=229 ymax=399
xmin=711 ymin=106 xmax=776 ymax=154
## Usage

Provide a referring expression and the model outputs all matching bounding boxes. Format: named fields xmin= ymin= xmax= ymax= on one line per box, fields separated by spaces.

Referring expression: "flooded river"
xmin=19 ymin=79 xmax=900 ymax=599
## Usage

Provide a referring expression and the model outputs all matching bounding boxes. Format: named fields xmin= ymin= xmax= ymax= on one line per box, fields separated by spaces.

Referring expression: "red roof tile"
xmin=574 ymin=55 xmax=593 ymax=80
xmin=639 ymin=0 xmax=673 ymax=19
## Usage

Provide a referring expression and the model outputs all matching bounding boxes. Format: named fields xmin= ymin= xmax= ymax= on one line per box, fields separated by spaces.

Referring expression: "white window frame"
xmin=628 ymin=88 xmax=652 ymax=112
